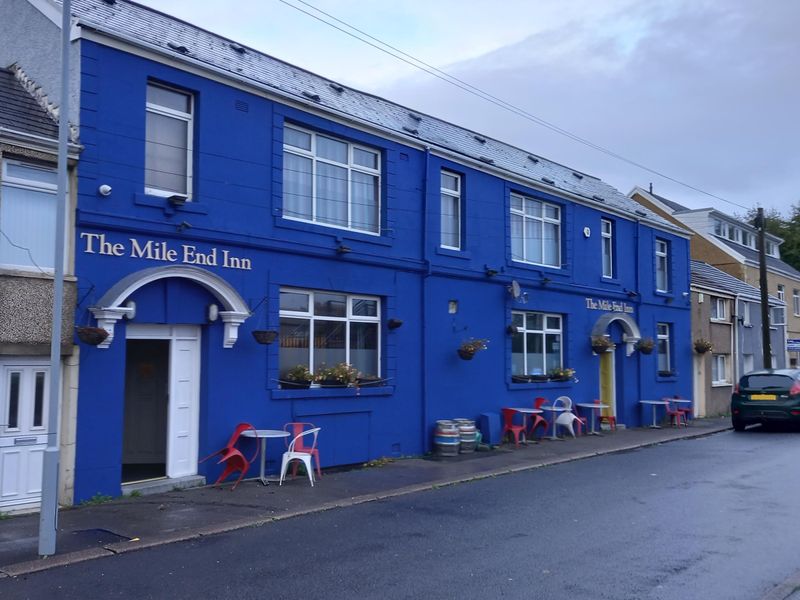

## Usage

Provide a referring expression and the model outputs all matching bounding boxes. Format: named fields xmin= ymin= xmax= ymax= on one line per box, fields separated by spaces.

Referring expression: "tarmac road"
xmin=3 ymin=428 xmax=799 ymax=600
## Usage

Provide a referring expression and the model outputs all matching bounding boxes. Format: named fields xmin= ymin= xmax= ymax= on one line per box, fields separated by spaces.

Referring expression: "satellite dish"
xmin=508 ymin=280 xmax=522 ymax=299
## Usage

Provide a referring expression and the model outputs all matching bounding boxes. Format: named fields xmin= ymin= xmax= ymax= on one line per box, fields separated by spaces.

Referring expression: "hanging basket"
xmin=457 ymin=348 xmax=476 ymax=360
xmin=75 ymin=326 xmax=109 ymax=346
xmin=252 ymin=330 xmax=278 ymax=344
xmin=694 ymin=339 xmax=713 ymax=354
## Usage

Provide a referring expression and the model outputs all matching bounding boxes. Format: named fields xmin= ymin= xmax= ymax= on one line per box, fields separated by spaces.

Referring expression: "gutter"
xmin=0 ymin=127 xmax=82 ymax=158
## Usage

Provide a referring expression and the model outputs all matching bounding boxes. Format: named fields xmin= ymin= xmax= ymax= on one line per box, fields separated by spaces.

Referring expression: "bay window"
xmin=279 ymin=288 xmax=380 ymax=380
xmin=511 ymin=311 xmax=562 ymax=377
xmin=283 ymin=124 xmax=380 ymax=234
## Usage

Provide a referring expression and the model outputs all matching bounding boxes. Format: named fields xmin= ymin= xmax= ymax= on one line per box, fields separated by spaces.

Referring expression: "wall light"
xmin=207 ymin=303 xmax=219 ymax=322
xmin=98 ymin=184 xmax=112 ymax=197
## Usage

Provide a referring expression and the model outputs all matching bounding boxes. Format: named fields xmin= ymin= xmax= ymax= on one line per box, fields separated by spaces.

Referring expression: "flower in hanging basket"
xmin=75 ymin=326 xmax=109 ymax=346
xmin=281 ymin=364 xmax=314 ymax=389
xmin=252 ymin=330 xmax=278 ymax=344
xmin=457 ymin=338 xmax=489 ymax=360
xmin=694 ymin=338 xmax=713 ymax=354
xmin=591 ymin=335 xmax=615 ymax=353
xmin=635 ymin=337 xmax=655 ymax=355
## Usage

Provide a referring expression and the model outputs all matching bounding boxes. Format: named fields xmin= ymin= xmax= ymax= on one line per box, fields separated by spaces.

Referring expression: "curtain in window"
xmin=283 ymin=153 xmax=312 ymax=220
xmin=316 ymin=163 xmax=347 ymax=227
xmin=350 ymin=322 xmax=378 ymax=376
xmin=351 ymin=171 xmax=378 ymax=232
xmin=145 ymin=111 xmax=188 ymax=194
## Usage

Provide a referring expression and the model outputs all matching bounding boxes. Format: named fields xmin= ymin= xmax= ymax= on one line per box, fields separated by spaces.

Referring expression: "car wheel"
xmin=732 ymin=417 xmax=746 ymax=432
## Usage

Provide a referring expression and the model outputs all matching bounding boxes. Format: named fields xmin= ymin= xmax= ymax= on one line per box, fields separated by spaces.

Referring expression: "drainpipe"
xmin=733 ymin=294 xmax=739 ymax=386
xmin=420 ymin=147 xmax=431 ymax=453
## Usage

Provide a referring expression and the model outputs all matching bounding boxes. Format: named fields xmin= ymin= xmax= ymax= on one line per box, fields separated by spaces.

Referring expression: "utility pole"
xmin=756 ymin=207 xmax=772 ymax=369
xmin=39 ymin=0 xmax=71 ymax=557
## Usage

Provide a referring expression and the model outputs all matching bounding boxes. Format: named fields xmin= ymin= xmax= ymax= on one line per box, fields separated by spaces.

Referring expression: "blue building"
xmin=3 ymin=0 xmax=692 ymax=504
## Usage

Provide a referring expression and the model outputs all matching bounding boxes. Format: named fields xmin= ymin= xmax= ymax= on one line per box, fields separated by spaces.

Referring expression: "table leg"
xmin=650 ymin=405 xmax=661 ymax=429
xmin=259 ymin=441 xmax=269 ymax=486
xmin=589 ymin=410 xmax=601 ymax=436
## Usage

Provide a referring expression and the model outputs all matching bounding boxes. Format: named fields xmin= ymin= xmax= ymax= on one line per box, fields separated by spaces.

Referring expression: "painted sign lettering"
xmin=585 ymin=297 xmax=634 ymax=314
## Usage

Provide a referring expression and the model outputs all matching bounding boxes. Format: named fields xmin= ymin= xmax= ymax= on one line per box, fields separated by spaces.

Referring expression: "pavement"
xmin=0 ymin=417 xmax=731 ymax=578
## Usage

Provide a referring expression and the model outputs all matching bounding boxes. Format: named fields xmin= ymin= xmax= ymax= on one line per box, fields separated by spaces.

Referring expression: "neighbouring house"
xmin=630 ymin=186 xmax=800 ymax=369
xmin=0 ymin=65 xmax=81 ymax=511
xmin=3 ymin=0 xmax=692 ymax=506
xmin=690 ymin=260 xmax=786 ymax=417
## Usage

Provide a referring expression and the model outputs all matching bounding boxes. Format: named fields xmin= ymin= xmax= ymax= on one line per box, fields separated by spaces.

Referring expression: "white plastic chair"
xmin=279 ymin=427 xmax=321 ymax=486
xmin=554 ymin=396 xmax=583 ymax=438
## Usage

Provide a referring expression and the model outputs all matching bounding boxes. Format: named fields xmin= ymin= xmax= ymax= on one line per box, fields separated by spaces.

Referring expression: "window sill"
xmin=507 ymin=378 xmax=575 ymax=390
xmin=273 ymin=215 xmax=392 ymax=246
xmin=711 ymin=382 xmax=732 ymax=388
xmin=272 ymin=385 xmax=394 ymax=400
xmin=435 ymin=246 xmax=471 ymax=260
xmin=134 ymin=193 xmax=208 ymax=215
xmin=656 ymin=371 xmax=677 ymax=381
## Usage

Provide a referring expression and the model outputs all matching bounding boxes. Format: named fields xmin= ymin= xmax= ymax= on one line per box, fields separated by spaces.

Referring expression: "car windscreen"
xmin=740 ymin=374 xmax=795 ymax=391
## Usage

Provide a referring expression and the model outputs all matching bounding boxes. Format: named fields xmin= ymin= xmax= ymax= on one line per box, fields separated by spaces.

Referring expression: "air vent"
xmin=229 ymin=43 xmax=246 ymax=55
xmin=408 ymin=112 xmax=422 ymax=122
xmin=527 ymin=155 xmax=539 ymax=164
xmin=572 ymin=172 xmax=584 ymax=179
xmin=102 ymin=0 xmax=116 ymax=5
xmin=402 ymin=126 xmax=418 ymax=135
xmin=167 ymin=42 xmax=189 ymax=54
xmin=473 ymin=135 xmax=486 ymax=144
xmin=479 ymin=156 xmax=495 ymax=165
xmin=592 ymin=194 xmax=605 ymax=202
xmin=635 ymin=209 xmax=647 ymax=217
xmin=302 ymin=91 xmax=321 ymax=102
xmin=235 ymin=100 xmax=249 ymax=113
xmin=328 ymin=82 xmax=344 ymax=93
xmin=541 ymin=177 xmax=555 ymax=185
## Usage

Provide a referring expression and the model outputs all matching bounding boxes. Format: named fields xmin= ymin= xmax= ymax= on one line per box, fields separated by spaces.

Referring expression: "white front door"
xmin=126 ymin=325 xmax=200 ymax=481
xmin=0 ymin=359 xmax=49 ymax=509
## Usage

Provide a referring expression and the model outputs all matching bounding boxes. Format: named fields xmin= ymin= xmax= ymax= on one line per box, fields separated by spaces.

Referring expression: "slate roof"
xmin=63 ymin=0 xmax=680 ymax=232
xmin=691 ymin=260 xmax=782 ymax=305
xmin=715 ymin=237 xmax=800 ymax=280
xmin=651 ymin=191 xmax=690 ymax=213
xmin=0 ymin=68 xmax=59 ymax=140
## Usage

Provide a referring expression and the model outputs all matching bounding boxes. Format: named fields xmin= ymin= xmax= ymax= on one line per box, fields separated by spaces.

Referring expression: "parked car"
xmin=731 ymin=369 xmax=800 ymax=431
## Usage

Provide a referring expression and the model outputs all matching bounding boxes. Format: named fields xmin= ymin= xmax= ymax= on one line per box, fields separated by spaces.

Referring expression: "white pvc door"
xmin=167 ymin=327 xmax=200 ymax=478
xmin=0 ymin=360 xmax=49 ymax=509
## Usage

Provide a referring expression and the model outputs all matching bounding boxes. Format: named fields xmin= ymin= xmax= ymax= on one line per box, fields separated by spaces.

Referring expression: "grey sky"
xmin=137 ymin=0 xmax=800 ymax=217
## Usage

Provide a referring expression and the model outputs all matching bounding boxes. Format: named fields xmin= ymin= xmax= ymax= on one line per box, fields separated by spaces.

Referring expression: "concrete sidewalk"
xmin=0 ymin=417 xmax=730 ymax=577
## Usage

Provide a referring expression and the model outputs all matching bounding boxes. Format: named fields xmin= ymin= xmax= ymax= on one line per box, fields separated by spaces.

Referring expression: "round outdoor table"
xmin=576 ymin=403 xmax=609 ymax=436
xmin=507 ymin=407 xmax=543 ymax=443
xmin=240 ymin=429 xmax=291 ymax=485
xmin=639 ymin=400 xmax=669 ymax=429
xmin=539 ymin=406 xmax=568 ymax=440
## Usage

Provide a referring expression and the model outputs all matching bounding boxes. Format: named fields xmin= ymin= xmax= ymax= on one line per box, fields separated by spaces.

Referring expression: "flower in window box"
xmin=549 ymin=367 xmax=575 ymax=381
xmin=315 ymin=363 xmax=359 ymax=387
xmin=281 ymin=364 xmax=314 ymax=389
xmin=693 ymin=338 xmax=713 ymax=354
xmin=591 ymin=335 xmax=615 ymax=353
xmin=635 ymin=337 xmax=655 ymax=355
xmin=457 ymin=338 xmax=489 ymax=360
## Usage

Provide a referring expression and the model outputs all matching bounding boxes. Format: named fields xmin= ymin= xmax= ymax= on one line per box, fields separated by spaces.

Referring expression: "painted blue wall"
xmin=72 ymin=40 xmax=692 ymax=502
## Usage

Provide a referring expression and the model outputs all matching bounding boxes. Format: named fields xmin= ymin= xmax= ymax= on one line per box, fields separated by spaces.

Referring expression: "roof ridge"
xmin=9 ymin=64 xmax=77 ymax=143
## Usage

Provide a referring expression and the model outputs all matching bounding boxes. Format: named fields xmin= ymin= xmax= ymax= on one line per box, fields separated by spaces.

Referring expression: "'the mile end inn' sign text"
xmin=585 ymin=297 xmax=634 ymax=314
xmin=80 ymin=233 xmax=253 ymax=271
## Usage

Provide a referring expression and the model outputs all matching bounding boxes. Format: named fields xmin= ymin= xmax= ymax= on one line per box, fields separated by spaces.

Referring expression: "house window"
xmin=0 ymin=160 xmax=58 ymax=270
xmin=743 ymin=354 xmax=754 ymax=374
xmin=657 ymin=322 xmax=671 ymax=374
xmin=440 ymin=171 xmax=461 ymax=250
xmin=772 ymin=305 xmax=786 ymax=326
xmin=741 ymin=301 xmax=750 ymax=326
xmin=741 ymin=231 xmax=752 ymax=247
xmin=713 ymin=219 xmax=723 ymax=236
xmin=655 ymin=239 xmax=669 ymax=292
xmin=283 ymin=124 xmax=381 ymax=234
xmin=793 ymin=290 xmax=800 ymax=317
xmin=511 ymin=311 xmax=562 ymax=377
xmin=510 ymin=193 xmax=561 ymax=267
xmin=601 ymin=218 xmax=614 ymax=278
xmin=145 ymin=83 xmax=193 ymax=198
xmin=777 ymin=284 xmax=785 ymax=302
xmin=279 ymin=288 xmax=380 ymax=379
xmin=711 ymin=354 xmax=729 ymax=385
xmin=710 ymin=297 xmax=727 ymax=321
xmin=766 ymin=241 xmax=777 ymax=257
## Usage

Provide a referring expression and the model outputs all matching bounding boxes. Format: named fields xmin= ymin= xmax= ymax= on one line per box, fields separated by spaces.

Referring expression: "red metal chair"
xmin=664 ymin=398 xmax=687 ymax=428
xmin=283 ymin=422 xmax=322 ymax=479
xmin=528 ymin=397 xmax=549 ymax=439
xmin=597 ymin=399 xmax=617 ymax=431
xmin=501 ymin=408 xmax=526 ymax=446
xmin=673 ymin=395 xmax=692 ymax=425
xmin=199 ymin=422 xmax=259 ymax=490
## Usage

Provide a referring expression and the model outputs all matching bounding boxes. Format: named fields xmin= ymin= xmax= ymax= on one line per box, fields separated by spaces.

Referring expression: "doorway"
xmin=599 ymin=351 xmax=616 ymax=422
xmin=122 ymin=325 xmax=200 ymax=484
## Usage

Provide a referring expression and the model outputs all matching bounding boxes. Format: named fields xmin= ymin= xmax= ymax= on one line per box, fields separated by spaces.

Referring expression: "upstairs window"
xmin=510 ymin=193 xmax=561 ymax=267
xmin=440 ymin=171 xmax=461 ymax=250
xmin=655 ymin=239 xmax=670 ymax=292
xmin=741 ymin=301 xmax=751 ymax=326
xmin=145 ymin=83 xmax=193 ymax=199
xmin=0 ymin=160 xmax=58 ymax=270
xmin=283 ymin=125 xmax=380 ymax=234
xmin=777 ymin=284 xmax=785 ymax=302
xmin=657 ymin=322 xmax=671 ymax=374
xmin=794 ymin=290 xmax=800 ymax=317
xmin=710 ymin=297 xmax=727 ymax=321
xmin=601 ymin=218 xmax=614 ymax=278
xmin=511 ymin=311 xmax=562 ymax=377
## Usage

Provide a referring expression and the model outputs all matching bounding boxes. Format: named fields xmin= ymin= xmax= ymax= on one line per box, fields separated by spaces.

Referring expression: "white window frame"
xmin=601 ymin=218 xmax=614 ymax=278
xmin=440 ymin=170 xmax=461 ymax=250
xmin=655 ymin=239 xmax=669 ymax=292
xmin=279 ymin=288 xmax=381 ymax=376
xmin=766 ymin=241 xmax=777 ymax=257
xmin=282 ymin=124 xmax=381 ymax=235
xmin=793 ymin=290 xmax=800 ymax=317
xmin=657 ymin=322 xmax=671 ymax=374
xmin=772 ymin=305 xmax=786 ymax=327
xmin=741 ymin=301 xmax=751 ymax=326
xmin=711 ymin=354 xmax=729 ymax=385
xmin=777 ymin=284 xmax=785 ymax=302
xmin=145 ymin=82 xmax=194 ymax=199
xmin=511 ymin=310 xmax=563 ymax=376
xmin=710 ymin=297 xmax=727 ymax=322
xmin=0 ymin=159 xmax=59 ymax=272
xmin=510 ymin=192 xmax=561 ymax=268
